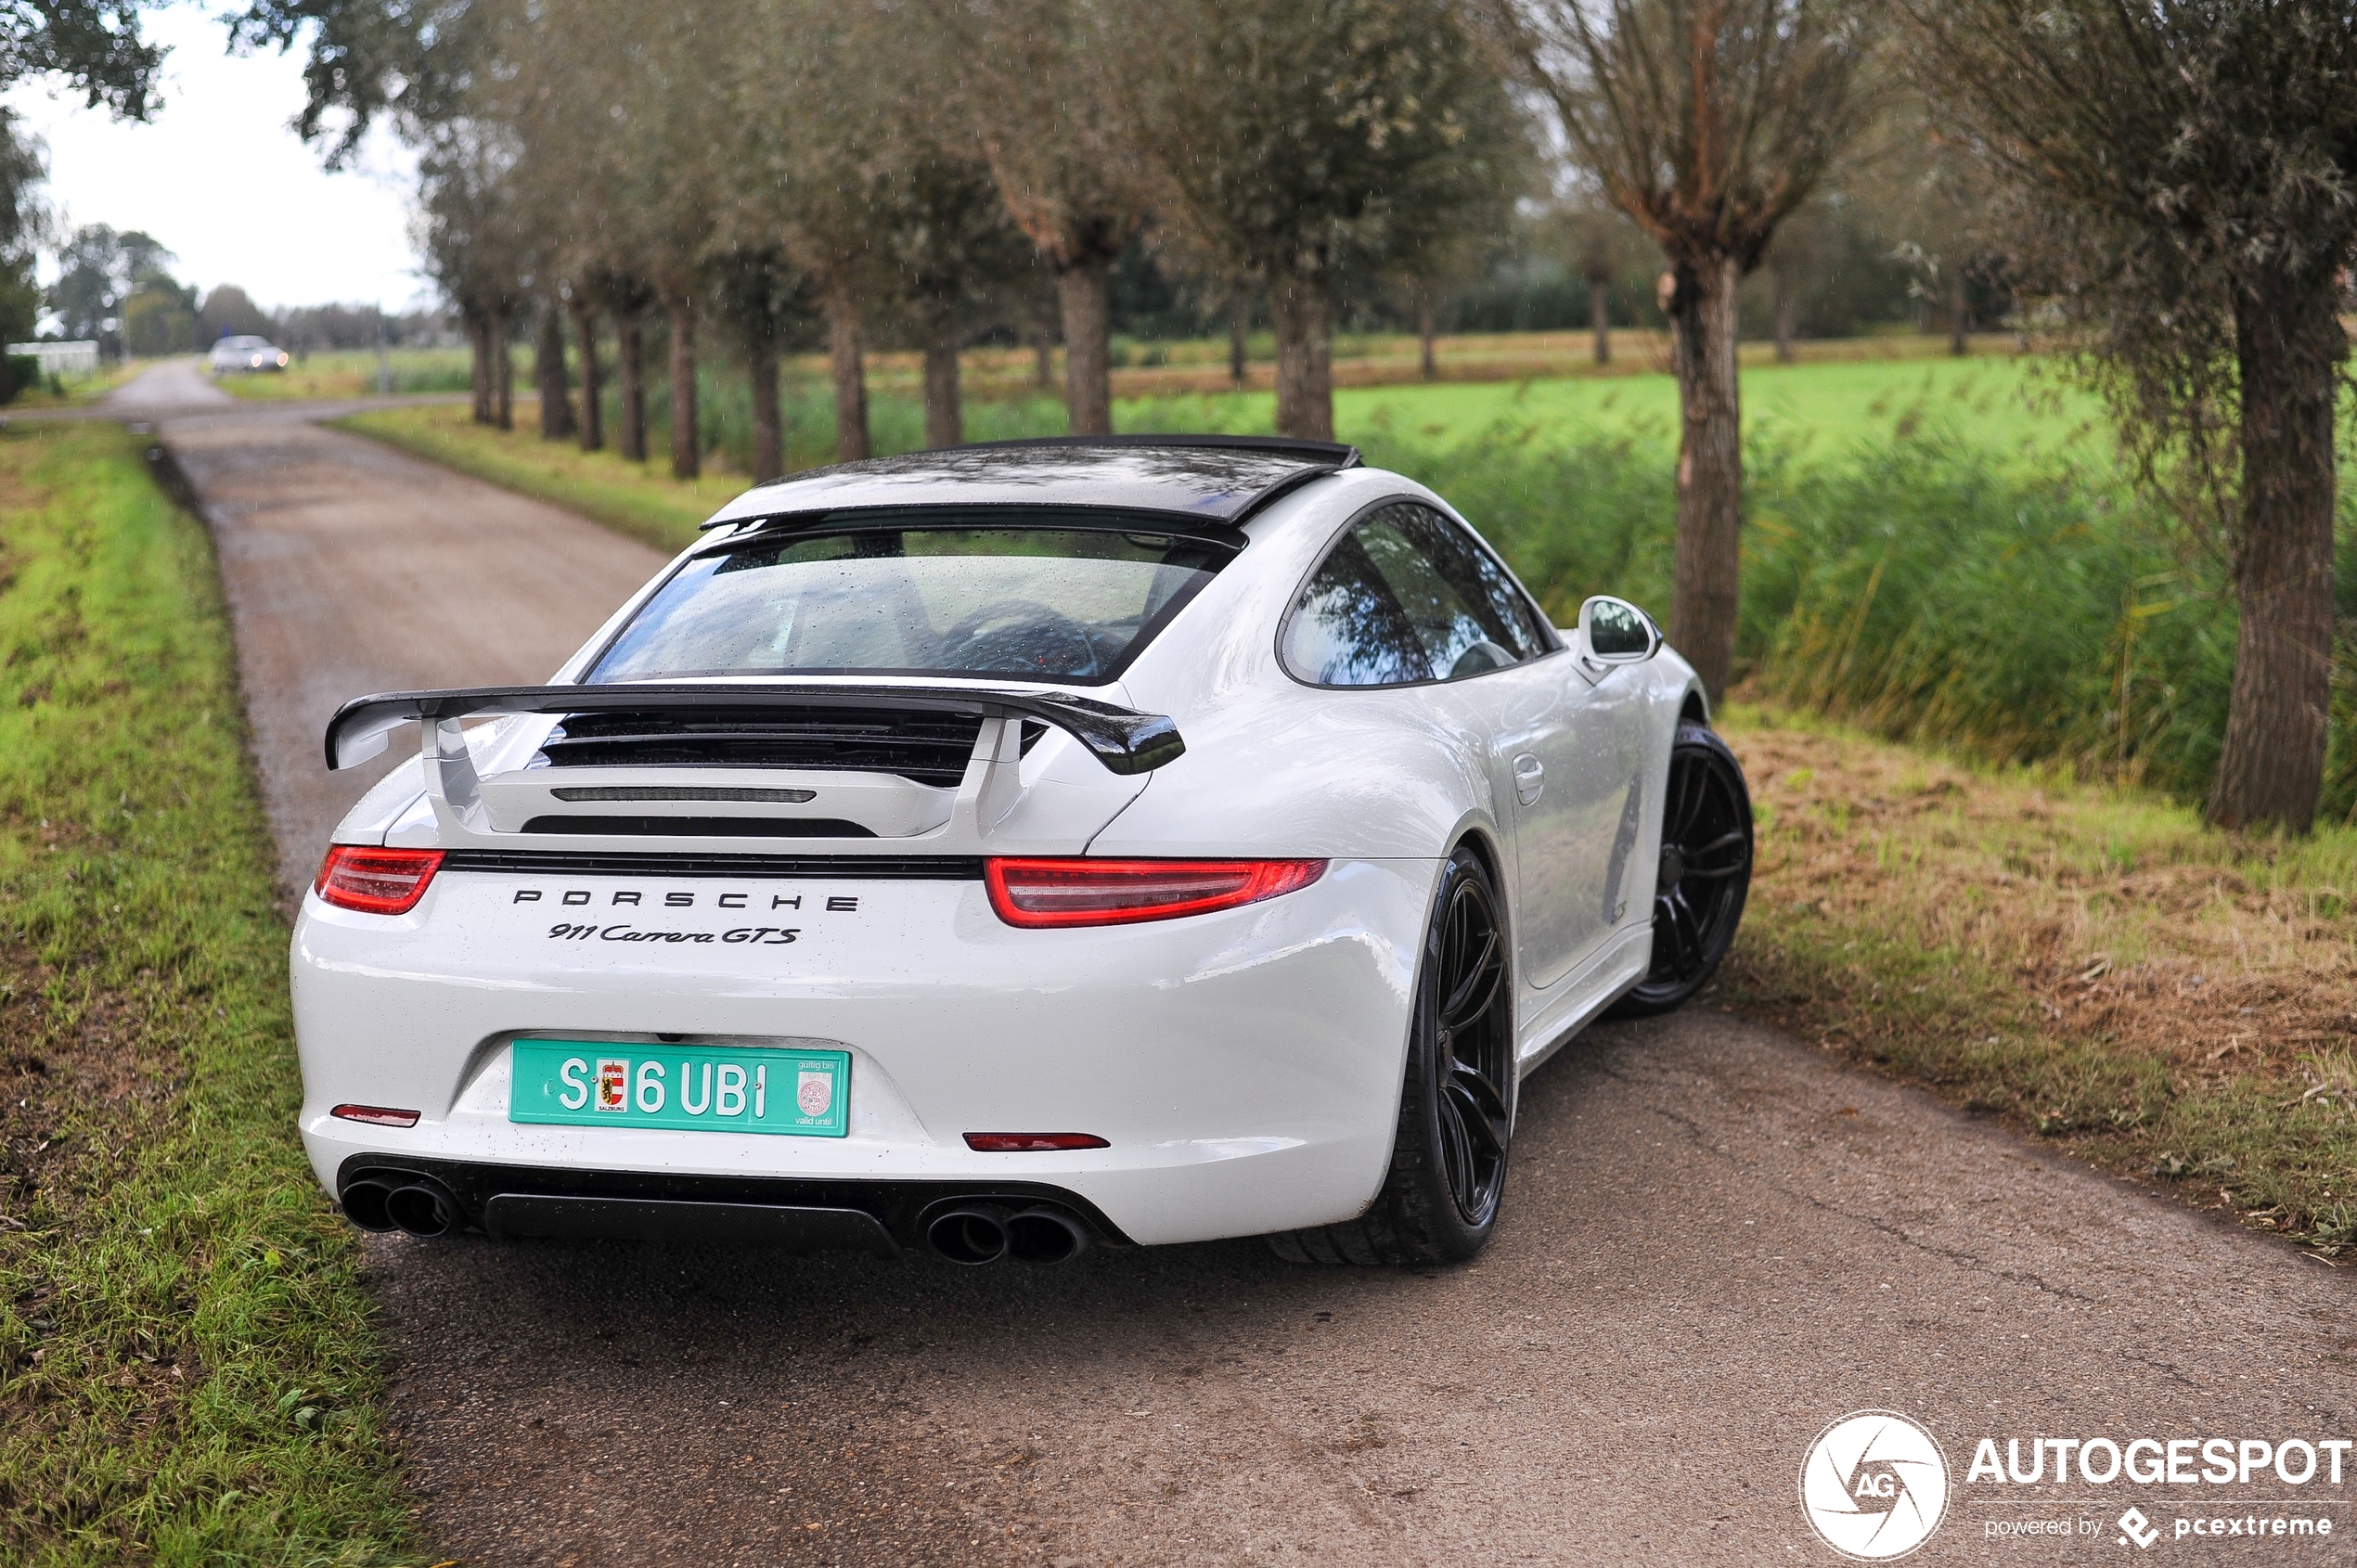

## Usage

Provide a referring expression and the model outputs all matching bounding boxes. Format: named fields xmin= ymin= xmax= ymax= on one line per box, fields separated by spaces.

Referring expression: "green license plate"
xmin=509 ymin=1039 xmax=849 ymax=1137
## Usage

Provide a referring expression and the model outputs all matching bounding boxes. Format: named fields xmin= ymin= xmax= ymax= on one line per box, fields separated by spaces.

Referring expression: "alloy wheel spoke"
xmin=1440 ymin=930 xmax=1500 ymax=1030
xmin=1668 ymin=886 xmax=1704 ymax=975
xmin=1447 ymin=1078 xmax=1507 ymax=1163
xmin=1450 ymin=1058 xmax=1508 ymax=1125
xmin=1669 ymin=759 xmax=1705 ymax=841
xmin=1436 ymin=1091 xmax=1476 ymax=1206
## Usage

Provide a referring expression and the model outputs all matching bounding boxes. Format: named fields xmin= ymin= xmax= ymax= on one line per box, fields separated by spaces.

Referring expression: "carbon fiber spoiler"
xmin=324 ymin=683 xmax=1185 ymax=777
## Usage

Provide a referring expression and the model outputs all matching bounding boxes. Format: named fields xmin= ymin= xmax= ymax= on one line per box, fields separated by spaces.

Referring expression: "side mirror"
xmin=1577 ymin=596 xmax=1660 ymax=675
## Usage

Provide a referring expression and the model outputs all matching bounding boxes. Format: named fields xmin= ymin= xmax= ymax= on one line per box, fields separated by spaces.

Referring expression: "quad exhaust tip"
xmin=924 ymin=1201 xmax=1090 ymax=1266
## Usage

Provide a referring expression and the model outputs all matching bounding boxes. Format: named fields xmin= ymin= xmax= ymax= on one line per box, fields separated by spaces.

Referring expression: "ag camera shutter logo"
xmin=1799 ymin=1410 xmax=1951 ymax=1560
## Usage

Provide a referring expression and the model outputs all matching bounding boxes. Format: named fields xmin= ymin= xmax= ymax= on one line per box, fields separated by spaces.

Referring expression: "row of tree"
xmin=229 ymin=0 xmax=1526 ymax=474
xmin=126 ymin=1 xmax=2357 ymax=829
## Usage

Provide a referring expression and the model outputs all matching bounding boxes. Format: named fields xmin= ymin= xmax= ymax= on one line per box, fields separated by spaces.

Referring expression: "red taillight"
xmin=314 ymin=845 xmax=444 ymax=915
xmin=964 ymin=1133 xmax=1111 ymax=1151
xmin=984 ymin=857 xmax=1326 ymax=928
xmin=331 ymin=1103 xmax=421 ymax=1127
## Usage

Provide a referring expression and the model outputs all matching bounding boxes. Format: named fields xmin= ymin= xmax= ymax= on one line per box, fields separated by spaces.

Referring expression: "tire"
xmin=1604 ymin=720 xmax=1753 ymax=1020
xmin=1267 ymin=846 xmax=1515 ymax=1266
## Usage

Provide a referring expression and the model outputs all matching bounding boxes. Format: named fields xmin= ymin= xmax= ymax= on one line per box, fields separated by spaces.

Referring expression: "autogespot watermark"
xmin=1800 ymin=1414 xmax=2350 ymax=1557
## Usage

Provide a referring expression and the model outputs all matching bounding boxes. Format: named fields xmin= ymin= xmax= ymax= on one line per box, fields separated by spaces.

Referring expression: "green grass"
xmin=1127 ymin=353 xmax=2109 ymax=462
xmin=219 ymin=347 xmax=476 ymax=402
xmin=0 ymin=425 xmax=415 ymax=1563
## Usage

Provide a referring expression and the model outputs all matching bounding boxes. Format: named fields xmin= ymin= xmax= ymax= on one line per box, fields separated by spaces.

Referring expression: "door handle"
xmin=1512 ymin=752 xmax=1544 ymax=806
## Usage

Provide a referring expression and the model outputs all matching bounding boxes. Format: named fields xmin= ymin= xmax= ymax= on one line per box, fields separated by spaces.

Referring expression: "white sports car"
xmin=296 ymin=436 xmax=1752 ymax=1266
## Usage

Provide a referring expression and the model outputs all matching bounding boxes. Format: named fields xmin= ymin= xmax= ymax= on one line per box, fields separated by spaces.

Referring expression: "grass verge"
xmin=338 ymin=401 xmax=719 ymax=552
xmin=0 ymin=424 xmax=415 ymax=1562
xmin=1720 ymin=706 xmax=2357 ymax=1257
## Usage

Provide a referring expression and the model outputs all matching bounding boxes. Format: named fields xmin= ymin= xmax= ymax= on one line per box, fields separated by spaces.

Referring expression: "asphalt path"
xmin=130 ymin=361 xmax=2354 ymax=1565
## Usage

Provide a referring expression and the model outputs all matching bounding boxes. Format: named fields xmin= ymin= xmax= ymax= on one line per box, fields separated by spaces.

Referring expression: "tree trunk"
xmin=1269 ymin=269 xmax=1334 ymax=441
xmin=825 ymin=282 xmax=869 ymax=463
xmin=922 ymin=315 xmax=963 ymax=449
xmin=1666 ymin=253 xmax=1744 ymax=704
xmin=747 ymin=323 xmax=782 ymax=482
xmin=572 ymin=301 xmax=603 ymax=453
xmin=667 ymin=293 xmax=699 ymax=482
xmin=617 ymin=309 xmax=648 ymax=463
xmin=1948 ymin=267 xmax=1969 ymax=357
xmin=2206 ymin=272 xmax=2343 ymax=832
xmin=1417 ymin=291 xmax=1437 ymax=382
xmin=1588 ymin=274 xmax=1611 ymax=366
xmin=1772 ymin=273 xmax=1797 ymax=366
xmin=1031 ymin=289 xmax=1057 ymax=391
xmin=469 ymin=310 xmax=492 ymax=424
xmin=536 ymin=301 xmax=574 ymax=441
xmin=491 ymin=307 xmax=513 ymax=431
xmin=1229 ymin=291 xmax=1250 ymax=387
xmin=1057 ymin=257 xmax=1114 ymax=436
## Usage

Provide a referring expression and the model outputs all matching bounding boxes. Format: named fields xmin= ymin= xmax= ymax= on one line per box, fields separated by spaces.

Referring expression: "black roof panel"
xmin=697 ymin=435 xmax=1359 ymax=534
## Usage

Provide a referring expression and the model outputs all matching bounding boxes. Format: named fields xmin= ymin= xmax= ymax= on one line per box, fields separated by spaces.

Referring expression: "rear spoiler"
xmin=324 ymin=683 xmax=1185 ymax=778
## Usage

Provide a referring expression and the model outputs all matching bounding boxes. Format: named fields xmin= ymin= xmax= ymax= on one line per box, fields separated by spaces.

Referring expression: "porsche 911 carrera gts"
xmin=296 ymin=435 xmax=1752 ymax=1266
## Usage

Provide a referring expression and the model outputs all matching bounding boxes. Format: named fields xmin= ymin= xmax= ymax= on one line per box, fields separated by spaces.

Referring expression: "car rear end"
xmin=291 ymin=476 xmax=1427 ymax=1260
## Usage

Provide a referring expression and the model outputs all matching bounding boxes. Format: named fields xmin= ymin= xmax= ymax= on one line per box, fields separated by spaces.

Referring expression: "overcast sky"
xmin=3 ymin=6 xmax=427 ymax=314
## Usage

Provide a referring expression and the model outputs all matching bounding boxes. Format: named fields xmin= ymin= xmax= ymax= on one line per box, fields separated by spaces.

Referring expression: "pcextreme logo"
xmin=1799 ymin=1410 xmax=1952 ymax=1561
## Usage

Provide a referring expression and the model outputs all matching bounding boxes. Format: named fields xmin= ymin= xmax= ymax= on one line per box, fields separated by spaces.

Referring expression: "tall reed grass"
xmin=1350 ymin=410 xmax=2357 ymax=822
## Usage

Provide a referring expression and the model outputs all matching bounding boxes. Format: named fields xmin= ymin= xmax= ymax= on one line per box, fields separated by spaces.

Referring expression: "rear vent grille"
xmin=521 ymin=816 xmax=876 ymax=839
xmin=535 ymin=706 xmax=985 ymax=788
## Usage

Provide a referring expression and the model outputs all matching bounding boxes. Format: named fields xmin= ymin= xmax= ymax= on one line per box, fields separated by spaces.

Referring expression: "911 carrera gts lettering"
xmin=545 ymin=921 xmax=797 ymax=945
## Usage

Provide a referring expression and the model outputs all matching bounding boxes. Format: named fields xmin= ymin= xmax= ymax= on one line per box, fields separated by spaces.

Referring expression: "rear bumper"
xmin=331 ymin=1153 xmax=1131 ymax=1255
xmin=292 ymin=857 xmax=1435 ymax=1246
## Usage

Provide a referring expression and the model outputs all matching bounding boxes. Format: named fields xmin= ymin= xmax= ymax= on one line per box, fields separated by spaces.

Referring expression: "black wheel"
xmin=1606 ymin=720 xmax=1752 ymax=1020
xmin=1268 ymin=846 xmax=1514 ymax=1266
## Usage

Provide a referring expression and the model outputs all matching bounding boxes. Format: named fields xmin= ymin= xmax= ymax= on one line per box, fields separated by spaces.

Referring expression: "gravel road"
xmin=142 ymin=371 xmax=2353 ymax=1565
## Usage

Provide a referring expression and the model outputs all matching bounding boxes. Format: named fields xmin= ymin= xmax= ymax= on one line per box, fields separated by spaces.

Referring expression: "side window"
xmin=1278 ymin=530 xmax=1430 ymax=687
xmin=1281 ymin=502 xmax=1550 ymax=688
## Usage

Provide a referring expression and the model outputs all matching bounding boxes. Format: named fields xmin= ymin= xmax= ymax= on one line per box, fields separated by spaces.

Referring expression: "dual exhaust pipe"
xmin=923 ymin=1201 xmax=1090 ymax=1266
xmin=339 ymin=1172 xmax=460 ymax=1239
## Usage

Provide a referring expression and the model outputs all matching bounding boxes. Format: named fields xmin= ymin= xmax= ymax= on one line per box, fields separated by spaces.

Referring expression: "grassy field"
xmin=1130 ymin=350 xmax=2107 ymax=462
xmin=341 ymin=348 xmax=2093 ymax=546
xmin=0 ymin=425 xmax=415 ymax=1563
xmin=218 ymin=347 xmax=475 ymax=402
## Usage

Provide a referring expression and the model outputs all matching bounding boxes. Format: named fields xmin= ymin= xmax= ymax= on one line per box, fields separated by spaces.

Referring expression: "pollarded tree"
xmin=1486 ymin=0 xmax=1879 ymax=702
xmin=873 ymin=132 xmax=1040 ymax=449
xmin=1117 ymin=0 xmax=1522 ymax=441
xmin=740 ymin=0 xmax=904 ymax=463
xmin=1901 ymin=1 xmax=2357 ymax=832
xmin=920 ymin=0 xmax=1145 ymax=435
xmin=417 ymin=125 xmax=527 ymax=428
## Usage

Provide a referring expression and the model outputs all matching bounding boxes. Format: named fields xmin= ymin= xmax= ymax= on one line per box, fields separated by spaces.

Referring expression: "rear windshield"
xmin=588 ymin=513 xmax=1233 ymax=684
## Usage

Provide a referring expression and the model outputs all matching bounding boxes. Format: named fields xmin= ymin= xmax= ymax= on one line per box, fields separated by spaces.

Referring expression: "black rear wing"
xmin=324 ymin=683 xmax=1185 ymax=777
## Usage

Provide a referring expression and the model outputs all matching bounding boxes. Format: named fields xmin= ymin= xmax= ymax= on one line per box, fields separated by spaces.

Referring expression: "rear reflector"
xmin=964 ymin=1133 xmax=1110 ymax=1151
xmin=985 ymin=857 xmax=1326 ymax=928
xmin=314 ymin=845 xmax=445 ymax=915
xmin=331 ymin=1103 xmax=421 ymax=1128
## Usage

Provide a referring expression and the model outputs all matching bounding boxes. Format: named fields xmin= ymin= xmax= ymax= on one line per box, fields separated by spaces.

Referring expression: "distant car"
xmin=295 ymin=436 xmax=1754 ymax=1267
xmin=209 ymin=334 xmax=288 ymax=374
